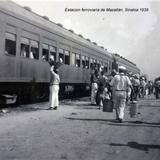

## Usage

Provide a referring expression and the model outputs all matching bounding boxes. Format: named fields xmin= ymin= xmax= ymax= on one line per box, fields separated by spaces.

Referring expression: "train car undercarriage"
xmin=0 ymin=82 xmax=90 ymax=106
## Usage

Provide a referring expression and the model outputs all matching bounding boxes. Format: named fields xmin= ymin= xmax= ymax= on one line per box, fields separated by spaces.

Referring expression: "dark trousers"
xmin=131 ymin=86 xmax=139 ymax=101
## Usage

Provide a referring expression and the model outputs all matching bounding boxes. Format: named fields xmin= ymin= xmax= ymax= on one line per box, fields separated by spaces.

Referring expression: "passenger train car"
xmin=0 ymin=1 xmax=140 ymax=104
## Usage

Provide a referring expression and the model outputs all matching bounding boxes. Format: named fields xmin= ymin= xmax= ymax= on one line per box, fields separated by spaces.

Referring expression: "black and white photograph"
xmin=0 ymin=0 xmax=160 ymax=159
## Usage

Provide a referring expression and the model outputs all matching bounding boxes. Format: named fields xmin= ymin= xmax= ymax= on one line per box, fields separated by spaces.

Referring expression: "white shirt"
xmin=50 ymin=69 xmax=60 ymax=85
xmin=110 ymin=73 xmax=132 ymax=91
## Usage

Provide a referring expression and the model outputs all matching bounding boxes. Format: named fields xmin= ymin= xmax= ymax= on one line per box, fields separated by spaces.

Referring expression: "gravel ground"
xmin=0 ymin=95 xmax=160 ymax=160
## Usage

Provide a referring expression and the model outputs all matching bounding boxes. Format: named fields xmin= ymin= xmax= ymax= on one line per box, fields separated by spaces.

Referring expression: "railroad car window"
xmin=50 ymin=46 xmax=56 ymax=62
xmin=105 ymin=62 xmax=109 ymax=73
xmin=109 ymin=61 xmax=112 ymax=72
xmin=5 ymin=32 xmax=16 ymax=56
xmin=101 ymin=61 xmax=103 ymax=67
xmin=76 ymin=54 xmax=80 ymax=67
xmin=20 ymin=37 xmax=29 ymax=58
xmin=42 ymin=44 xmax=49 ymax=61
xmin=106 ymin=65 xmax=108 ymax=73
xmin=100 ymin=61 xmax=103 ymax=71
xmin=94 ymin=59 xmax=97 ymax=69
xmin=90 ymin=58 xmax=93 ymax=70
xmin=64 ymin=50 xmax=70 ymax=65
xmin=97 ymin=60 xmax=100 ymax=70
xmin=30 ymin=40 xmax=39 ymax=59
xmin=104 ymin=66 xmax=106 ymax=72
xmin=102 ymin=62 xmax=105 ymax=71
xmin=82 ymin=56 xmax=86 ymax=68
xmin=71 ymin=52 xmax=76 ymax=66
xmin=85 ymin=56 xmax=89 ymax=69
xmin=59 ymin=48 xmax=64 ymax=63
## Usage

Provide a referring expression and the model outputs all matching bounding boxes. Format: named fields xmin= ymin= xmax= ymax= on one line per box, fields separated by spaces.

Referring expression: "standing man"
xmin=140 ymin=77 xmax=146 ymax=98
xmin=96 ymin=70 xmax=108 ymax=109
xmin=130 ymin=74 xmax=140 ymax=101
xmin=90 ymin=69 xmax=99 ymax=105
xmin=110 ymin=66 xmax=132 ymax=123
xmin=48 ymin=65 xmax=60 ymax=110
xmin=154 ymin=78 xmax=160 ymax=99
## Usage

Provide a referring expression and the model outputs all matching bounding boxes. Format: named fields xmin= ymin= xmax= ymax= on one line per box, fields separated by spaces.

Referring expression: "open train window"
xmin=82 ymin=56 xmax=86 ymax=68
xmin=94 ymin=59 xmax=97 ymax=69
xmin=64 ymin=50 xmax=70 ymax=65
xmin=59 ymin=48 xmax=64 ymax=63
xmin=105 ymin=63 xmax=108 ymax=73
xmin=109 ymin=61 xmax=112 ymax=72
xmin=85 ymin=56 xmax=89 ymax=69
xmin=90 ymin=58 xmax=93 ymax=69
xmin=42 ymin=44 xmax=49 ymax=61
xmin=20 ymin=37 xmax=29 ymax=58
xmin=71 ymin=52 xmax=76 ymax=66
xmin=30 ymin=40 xmax=39 ymax=59
xmin=50 ymin=46 xmax=56 ymax=61
xmin=76 ymin=54 xmax=80 ymax=67
xmin=5 ymin=32 xmax=16 ymax=56
xmin=100 ymin=61 xmax=104 ymax=72
xmin=97 ymin=60 xmax=100 ymax=70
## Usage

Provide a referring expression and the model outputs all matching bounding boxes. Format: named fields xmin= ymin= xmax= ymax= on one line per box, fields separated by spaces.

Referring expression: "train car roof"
xmin=0 ymin=0 xmax=113 ymax=59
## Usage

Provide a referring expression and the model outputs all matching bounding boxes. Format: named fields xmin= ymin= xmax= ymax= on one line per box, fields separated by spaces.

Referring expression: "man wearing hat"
xmin=130 ymin=74 xmax=140 ymax=101
xmin=48 ymin=65 xmax=60 ymax=110
xmin=110 ymin=66 xmax=132 ymax=122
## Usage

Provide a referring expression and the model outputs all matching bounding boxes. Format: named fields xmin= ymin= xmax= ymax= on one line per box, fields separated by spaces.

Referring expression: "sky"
xmin=12 ymin=0 xmax=160 ymax=80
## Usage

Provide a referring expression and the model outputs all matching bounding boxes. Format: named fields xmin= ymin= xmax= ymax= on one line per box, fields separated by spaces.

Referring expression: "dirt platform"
xmin=0 ymin=96 xmax=160 ymax=160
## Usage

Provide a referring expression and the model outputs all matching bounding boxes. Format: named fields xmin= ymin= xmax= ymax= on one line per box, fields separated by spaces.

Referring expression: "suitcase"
xmin=129 ymin=101 xmax=139 ymax=117
xmin=103 ymin=99 xmax=113 ymax=112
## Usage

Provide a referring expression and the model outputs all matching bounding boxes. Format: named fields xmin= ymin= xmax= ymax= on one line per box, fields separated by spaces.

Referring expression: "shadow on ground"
xmin=107 ymin=120 xmax=160 ymax=128
xmin=66 ymin=117 xmax=160 ymax=128
xmin=0 ymin=104 xmax=49 ymax=116
xmin=110 ymin=141 xmax=160 ymax=153
xmin=62 ymin=102 xmax=100 ymax=110
xmin=139 ymin=104 xmax=160 ymax=108
xmin=65 ymin=117 xmax=117 ymax=123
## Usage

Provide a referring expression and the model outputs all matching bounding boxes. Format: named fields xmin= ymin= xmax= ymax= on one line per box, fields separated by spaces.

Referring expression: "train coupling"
xmin=0 ymin=94 xmax=17 ymax=105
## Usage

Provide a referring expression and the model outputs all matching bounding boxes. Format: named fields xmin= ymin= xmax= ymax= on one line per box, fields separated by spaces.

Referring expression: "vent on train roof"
xmin=24 ymin=6 xmax=32 ymax=12
xmin=69 ymin=29 xmax=74 ymax=33
xmin=42 ymin=16 xmax=50 ymax=20
xmin=114 ymin=53 xmax=135 ymax=65
xmin=86 ymin=38 xmax=91 ymax=42
xmin=93 ymin=42 xmax=97 ymax=45
xmin=100 ymin=46 xmax=104 ymax=49
xmin=114 ymin=53 xmax=120 ymax=57
xmin=57 ymin=23 xmax=63 ymax=27
xmin=78 ymin=34 xmax=83 ymax=38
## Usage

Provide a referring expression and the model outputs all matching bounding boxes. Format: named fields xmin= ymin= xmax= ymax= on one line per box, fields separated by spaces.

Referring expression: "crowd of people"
xmin=90 ymin=66 xmax=158 ymax=123
xmin=47 ymin=55 xmax=160 ymax=123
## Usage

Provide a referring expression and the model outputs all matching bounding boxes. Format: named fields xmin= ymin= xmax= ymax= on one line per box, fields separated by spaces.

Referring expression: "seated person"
xmin=21 ymin=47 xmax=27 ymax=57
xmin=30 ymin=51 xmax=34 ymax=59
xmin=41 ymin=55 xmax=47 ymax=61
